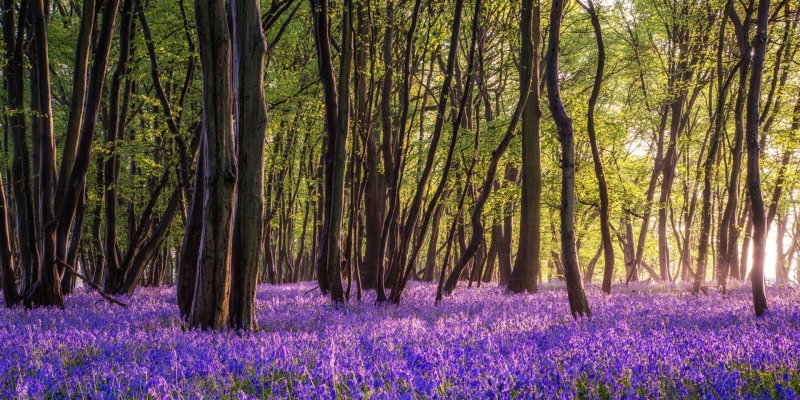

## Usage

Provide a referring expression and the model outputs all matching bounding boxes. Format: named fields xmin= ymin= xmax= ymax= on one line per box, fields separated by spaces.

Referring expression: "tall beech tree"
xmin=229 ymin=0 xmax=268 ymax=330
xmin=577 ymin=0 xmax=614 ymax=294
xmin=189 ymin=0 xmax=237 ymax=329
xmin=508 ymin=0 xmax=542 ymax=294
xmin=310 ymin=0 xmax=349 ymax=302
xmin=544 ymin=0 xmax=590 ymax=317
xmin=746 ymin=0 xmax=769 ymax=317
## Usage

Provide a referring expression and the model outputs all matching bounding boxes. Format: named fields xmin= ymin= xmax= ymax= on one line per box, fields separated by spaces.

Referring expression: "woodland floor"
xmin=1 ymin=281 xmax=799 ymax=399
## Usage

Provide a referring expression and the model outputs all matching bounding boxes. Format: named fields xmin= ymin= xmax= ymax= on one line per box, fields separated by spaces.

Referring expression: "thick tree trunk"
xmin=509 ymin=0 xmax=541 ymax=294
xmin=29 ymin=0 xmax=62 ymax=307
xmin=544 ymin=0 xmax=590 ymax=317
xmin=229 ymin=0 xmax=268 ymax=330
xmin=359 ymin=2 xmax=384 ymax=291
xmin=189 ymin=0 xmax=237 ymax=329
xmin=3 ymin=0 xmax=39 ymax=296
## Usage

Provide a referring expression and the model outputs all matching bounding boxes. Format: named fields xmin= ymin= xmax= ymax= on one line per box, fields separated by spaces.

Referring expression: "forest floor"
xmin=1 ymin=281 xmax=799 ymax=399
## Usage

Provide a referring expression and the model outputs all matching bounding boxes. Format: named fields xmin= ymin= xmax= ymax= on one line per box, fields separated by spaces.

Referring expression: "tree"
xmin=310 ymin=0 xmax=349 ymax=303
xmin=508 ymin=0 xmax=542 ymax=294
xmin=229 ymin=0 xmax=268 ymax=330
xmin=745 ymin=0 xmax=769 ymax=317
xmin=544 ymin=0 xmax=590 ymax=317
xmin=577 ymin=0 xmax=614 ymax=293
xmin=189 ymin=0 xmax=237 ymax=329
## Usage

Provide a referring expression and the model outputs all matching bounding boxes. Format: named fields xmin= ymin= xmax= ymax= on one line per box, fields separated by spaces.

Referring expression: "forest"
xmin=0 ymin=0 xmax=799 ymax=397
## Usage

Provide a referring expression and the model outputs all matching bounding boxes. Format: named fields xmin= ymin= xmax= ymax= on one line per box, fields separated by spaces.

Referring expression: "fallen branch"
xmin=58 ymin=260 xmax=128 ymax=308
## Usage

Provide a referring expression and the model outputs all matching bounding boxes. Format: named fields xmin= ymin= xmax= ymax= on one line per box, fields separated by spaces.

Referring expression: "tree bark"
xmin=103 ymin=0 xmax=136 ymax=292
xmin=189 ymin=0 xmax=237 ymax=329
xmin=310 ymin=0 xmax=347 ymax=301
xmin=696 ymin=5 xmax=734 ymax=293
xmin=579 ymin=0 xmax=614 ymax=293
xmin=28 ymin=0 xmax=62 ymax=307
xmin=745 ymin=0 xmax=769 ymax=316
xmin=544 ymin=0 xmax=590 ymax=317
xmin=509 ymin=0 xmax=541 ymax=294
xmin=719 ymin=6 xmax=752 ymax=286
xmin=2 ymin=0 xmax=38 ymax=297
xmin=229 ymin=0 xmax=268 ymax=330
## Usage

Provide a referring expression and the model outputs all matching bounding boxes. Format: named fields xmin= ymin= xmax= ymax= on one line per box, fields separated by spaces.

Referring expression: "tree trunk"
xmin=3 ymin=0 xmax=39 ymax=296
xmin=579 ymin=0 xmax=614 ymax=293
xmin=360 ymin=1 xmax=384 ymax=291
xmin=189 ymin=0 xmax=237 ymax=329
xmin=745 ymin=0 xmax=769 ymax=317
xmin=103 ymin=0 xmax=136 ymax=292
xmin=55 ymin=0 xmax=123 ymax=282
xmin=229 ymin=0 xmax=268 ymax=330
xmin=696 ymin=6 xmax=733 ymax=293
xmin=509 ymin=0 xmax=541 ymax=294
xmin=544 ymin=0 xmax=590 ymax=317
xmin=310 ymin=0 xmax=347 ymax=301
xmin=0 ymin=169 xmax=18 ymax=306
xmin=178 ymin=138 xmax=204 ymax=318
xmin=376 ymin=0 xmax=422 ymax=303
xmin=719 ymin=6 xmax=752 ymax=286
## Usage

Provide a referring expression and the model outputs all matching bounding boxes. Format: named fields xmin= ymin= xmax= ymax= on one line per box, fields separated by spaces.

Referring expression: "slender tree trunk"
xmin=376 ymin=0 xmax=422 ymax=303
xmin=425 ymin=196 xmax=448 ymax=281
xmin=657 ymin=98 xmax=684 ymax=281
xmin=498 ymin=166 xmax=515 ymax=284
xmin=544 ymin=0 xmax=590 ymax=317
xmin=400 ymin=0 xmax=478 ymax=301
xmin=310 ymin=0 xmax=347 ymax=301
xmin=178 ymin=138 xmax=203 ymax=317
xmin=745 ymin=0 xmax=769 ymax=316
xmin=719 ymin=6 xmax=752 ymax=286
xmin=103 ymin=0 xmax=136 ymax=292
xmin=579 ymin=0 xmax=614 ymax=293
xmin=630 ymin=106 xmax=669 ymax=283
xmin=55 ymin=0 xmax=123 ymax=280
xmin=55 ymin=0 xmax=96 ymax=210
xmin=696 ymin=5 xmax=734 ymax=293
